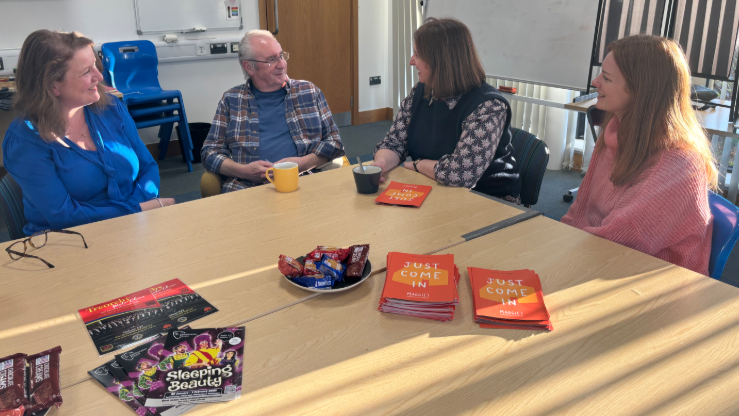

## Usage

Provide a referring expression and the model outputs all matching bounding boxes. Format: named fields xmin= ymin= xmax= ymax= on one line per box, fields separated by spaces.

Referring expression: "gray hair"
xmin=238 ymin=29 xmax=276 ymax=80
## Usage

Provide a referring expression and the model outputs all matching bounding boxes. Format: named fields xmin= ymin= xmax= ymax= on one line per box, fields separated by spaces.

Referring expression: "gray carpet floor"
xmin=1 ymin=120 xmax=737 ymax=282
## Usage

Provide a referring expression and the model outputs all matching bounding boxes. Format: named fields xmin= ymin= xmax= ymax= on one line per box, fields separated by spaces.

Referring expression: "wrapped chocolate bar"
xmin=278 ymin=255 xmax=303 ymax=278
xmin=307 ymin=246 xmax=351 ymax=262
xmin=318 ymin=256 xmax=346 ymax=283
xmin=0 ymin=406 xmax=24 ymax=416
xmin=89 ymin=361 xmax=154 ymax=416
xmin=25 ymin=347 xmax=62 ymax=414
xmin=0 ymin=353 xmax=28 ymax=415
xmin=302 ymin=259 xmax=322 ymax=276
xmin=291 ymin=273 xmax=333 ymax=289
xmin=346 ymin=245 xmax=370 ymax=277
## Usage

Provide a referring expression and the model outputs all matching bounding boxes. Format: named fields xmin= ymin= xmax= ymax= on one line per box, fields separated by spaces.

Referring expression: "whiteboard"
xmin=425 ymin=0 xmax=600 ymax=91
xmin=134 ymin=0 xmax=243 ymax=35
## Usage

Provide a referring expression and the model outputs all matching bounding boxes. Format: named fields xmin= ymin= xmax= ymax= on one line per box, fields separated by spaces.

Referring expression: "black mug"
xmin=352 ymin=166 xmax=382 ymax=194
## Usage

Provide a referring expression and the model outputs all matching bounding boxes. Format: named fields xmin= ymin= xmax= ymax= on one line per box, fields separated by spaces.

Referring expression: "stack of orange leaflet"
xmin=468 ymin=267 xmax=553 ymax=331
xmin=378 ymin=252 xmax=460 ymax=321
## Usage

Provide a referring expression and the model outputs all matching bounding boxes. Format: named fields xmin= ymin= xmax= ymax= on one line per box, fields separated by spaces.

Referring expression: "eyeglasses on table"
xmin=5 ymin=229 xmax=88 ymax=269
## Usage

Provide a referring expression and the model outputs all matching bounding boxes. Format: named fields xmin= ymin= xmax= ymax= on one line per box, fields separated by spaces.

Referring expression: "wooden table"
xmin=62 ymin=215 xmax=739 ymax=415
xmin=565 ymin=97 xmax=739 ymax=139
xmin=0 ymin=166 xmax=529 ymax=389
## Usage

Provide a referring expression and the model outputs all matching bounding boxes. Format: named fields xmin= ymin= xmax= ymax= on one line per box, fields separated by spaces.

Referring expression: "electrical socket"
xmin=369 ymin=76 xmax=381 ymax=86
xmin=231 ymin=43 xmax=239 ymax=53
xmin=196 ymin=45 xmax=208 ymax=56
xmin=210 ymin=43 xmax=228 ymax=54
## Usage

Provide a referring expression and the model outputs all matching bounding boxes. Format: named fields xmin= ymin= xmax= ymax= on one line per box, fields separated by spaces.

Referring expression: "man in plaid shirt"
xmin=201 ymin=30 xmax=345 ymax=193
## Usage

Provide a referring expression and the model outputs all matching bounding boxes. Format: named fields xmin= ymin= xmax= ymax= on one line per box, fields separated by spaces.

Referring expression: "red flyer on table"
xmin=468 ymin=267 xmax=552 ymax=331
xmin=78 ymin=279 xmax=218 ymax=356
xmin=375 ymin=181 xmax=432 ymax=207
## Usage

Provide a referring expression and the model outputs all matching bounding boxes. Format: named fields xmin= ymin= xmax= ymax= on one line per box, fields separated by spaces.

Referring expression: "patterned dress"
xmin=375 ymin=83 xmax=520 ymax=204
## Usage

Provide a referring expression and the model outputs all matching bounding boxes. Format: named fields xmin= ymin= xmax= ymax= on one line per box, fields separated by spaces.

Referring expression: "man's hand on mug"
xmin=369 ymin=160 xmax=388 ymax=183
xmin=241 ymin=160 xmax=274 ymax=184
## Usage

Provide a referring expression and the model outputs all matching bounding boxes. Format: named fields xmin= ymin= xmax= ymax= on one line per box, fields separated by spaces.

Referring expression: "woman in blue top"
xmin=3 ymin=30 xmax=174 ymax=236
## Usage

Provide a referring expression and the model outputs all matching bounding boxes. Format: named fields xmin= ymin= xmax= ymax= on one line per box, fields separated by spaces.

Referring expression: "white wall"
xmin=0 ymin=0 xmax=259 ymax=144
xmin=358 ymin=0 xmax=391 ymax=113
xmin=1 ymin=0 xmax=392 ymax=144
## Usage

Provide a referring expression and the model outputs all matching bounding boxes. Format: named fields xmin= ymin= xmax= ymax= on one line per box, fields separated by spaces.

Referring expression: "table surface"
xmin=0 ymin=166 xmax=525 ymax=389
xmin=0 ymin=80 xmax=15 ymax=91
xmin=62 ymin=215 xmax=739 ymax=415
xmin=564 ymin=97 xmax=739 ymax=139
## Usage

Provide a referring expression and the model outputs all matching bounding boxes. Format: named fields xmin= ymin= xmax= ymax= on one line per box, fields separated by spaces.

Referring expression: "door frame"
xmin=258 ymin=0 xmax=359 ymax=126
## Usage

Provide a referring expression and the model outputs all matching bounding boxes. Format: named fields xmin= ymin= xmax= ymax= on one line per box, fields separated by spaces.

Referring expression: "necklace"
xmin=66 ymin=129 xmax=88 ymax=138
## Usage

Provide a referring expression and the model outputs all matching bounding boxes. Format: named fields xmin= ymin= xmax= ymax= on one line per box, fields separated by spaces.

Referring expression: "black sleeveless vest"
xmin=406 ymin=83 xmax=521 ymax=199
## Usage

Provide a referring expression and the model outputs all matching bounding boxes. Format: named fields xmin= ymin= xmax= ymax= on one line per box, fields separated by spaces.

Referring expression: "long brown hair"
xmin=15 ymin=30 xmax=110 ymax=142
xmin=595 ymin=35 xmax=717 ymax=189
xmin=413 ymin=18 xmax=486 ymax=100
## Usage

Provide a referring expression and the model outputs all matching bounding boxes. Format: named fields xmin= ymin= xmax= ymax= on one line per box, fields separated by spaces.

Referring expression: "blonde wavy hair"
xmin=15 ymin=30 xmax=110 ymax=142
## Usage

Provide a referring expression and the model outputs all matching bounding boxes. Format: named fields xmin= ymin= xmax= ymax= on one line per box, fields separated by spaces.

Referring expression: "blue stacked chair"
xmin=708 ymin=191 xmax=739 ymax=279
xmin=101 ymin=40 xmax=194 ymax=172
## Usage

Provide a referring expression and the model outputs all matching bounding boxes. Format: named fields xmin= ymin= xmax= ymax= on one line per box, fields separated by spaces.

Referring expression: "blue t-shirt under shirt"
xmin=251 ymin=86 xmax=298 ymax=163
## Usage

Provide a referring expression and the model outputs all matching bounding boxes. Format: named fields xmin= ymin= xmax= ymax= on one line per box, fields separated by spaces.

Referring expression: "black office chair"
xmin=510 ymin=128 xmax=549 ymax=207
xmin=0 ymin=174 xmax=27 ymax=241
xmin=564 ymin=106 xmax=605 ymax=202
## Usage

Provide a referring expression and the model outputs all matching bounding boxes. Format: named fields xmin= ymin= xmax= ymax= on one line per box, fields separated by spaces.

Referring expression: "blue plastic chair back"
xmin=101 ymin=41 xmax=163 ymax=93
xmin=708 ymin=191 xmax=739 ymax=279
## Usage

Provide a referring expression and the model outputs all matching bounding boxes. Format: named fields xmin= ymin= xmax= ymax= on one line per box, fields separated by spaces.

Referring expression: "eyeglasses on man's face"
xmin=248 ymin=51 xmax=289 ymax=67
xmin=5 ymin=229 xmax=88 ymax=269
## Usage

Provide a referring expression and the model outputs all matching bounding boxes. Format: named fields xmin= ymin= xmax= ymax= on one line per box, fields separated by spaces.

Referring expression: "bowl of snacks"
xmin=278 ymin=245 xmax=371 ymax=293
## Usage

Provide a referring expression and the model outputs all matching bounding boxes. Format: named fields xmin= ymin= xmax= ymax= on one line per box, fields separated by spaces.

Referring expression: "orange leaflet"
xmin=375 ymin=181 xmax=432 ymax=207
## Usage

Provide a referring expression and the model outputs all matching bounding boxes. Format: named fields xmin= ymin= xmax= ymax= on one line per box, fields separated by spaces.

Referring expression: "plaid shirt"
xmin=201 ymin=79 xmax=345 ymax=193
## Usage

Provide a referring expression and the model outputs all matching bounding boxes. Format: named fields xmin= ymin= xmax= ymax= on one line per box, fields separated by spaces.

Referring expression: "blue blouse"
xmin=2 ymin=97 xmax=160 ymax=236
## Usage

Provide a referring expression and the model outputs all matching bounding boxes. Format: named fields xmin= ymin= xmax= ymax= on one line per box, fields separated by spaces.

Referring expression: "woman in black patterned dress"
xmin=372 ymin=18 xmax=521 ymax=202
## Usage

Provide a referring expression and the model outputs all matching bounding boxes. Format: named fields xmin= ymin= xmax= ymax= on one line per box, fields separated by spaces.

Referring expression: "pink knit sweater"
xmin=561 ymin=116 xmax=713 ymax=275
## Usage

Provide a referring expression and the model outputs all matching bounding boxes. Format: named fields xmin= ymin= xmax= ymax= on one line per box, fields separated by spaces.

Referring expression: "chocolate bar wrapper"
xmin=144 ymin=327 xmax=244 ymax=407
xmin=278 ymin=255 xmax=303 ymax=277
xmin=106 ymin=362 xmax=195 ymax=416
xmin=0 ymin=405 xmax=24 ymax=416
xmin=291 ymin=273 xmax=333 ymax=289
xmin=318 ymin=256 xmax=346 ymax=283
xmin=25 ymin=347 xmax=62 ymax=413
xmin=89 ymin=361 xmax=154 ymax=416
xmin=0 ymin=353 xmax=28 ymax=411
xmin=301 ymin=259 xmax=323 ymax=277
xmin=307 ymin=246 xmax=351 ymax=262
xmin=346 ymin=245 xmax=369 ymax=277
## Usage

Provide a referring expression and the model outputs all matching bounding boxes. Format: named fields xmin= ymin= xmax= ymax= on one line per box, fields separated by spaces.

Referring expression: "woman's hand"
xmin=140 ymin=198 xmax=175 ymax=211
xmin=369 ymin=160 xmax=387 ymax=183
xmin=402 ymin=161 xmax=415 ymax=171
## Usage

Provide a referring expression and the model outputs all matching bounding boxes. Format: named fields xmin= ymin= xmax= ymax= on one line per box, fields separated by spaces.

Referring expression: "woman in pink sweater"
xmin=562 ymin=35 xmax=718 ymax=275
